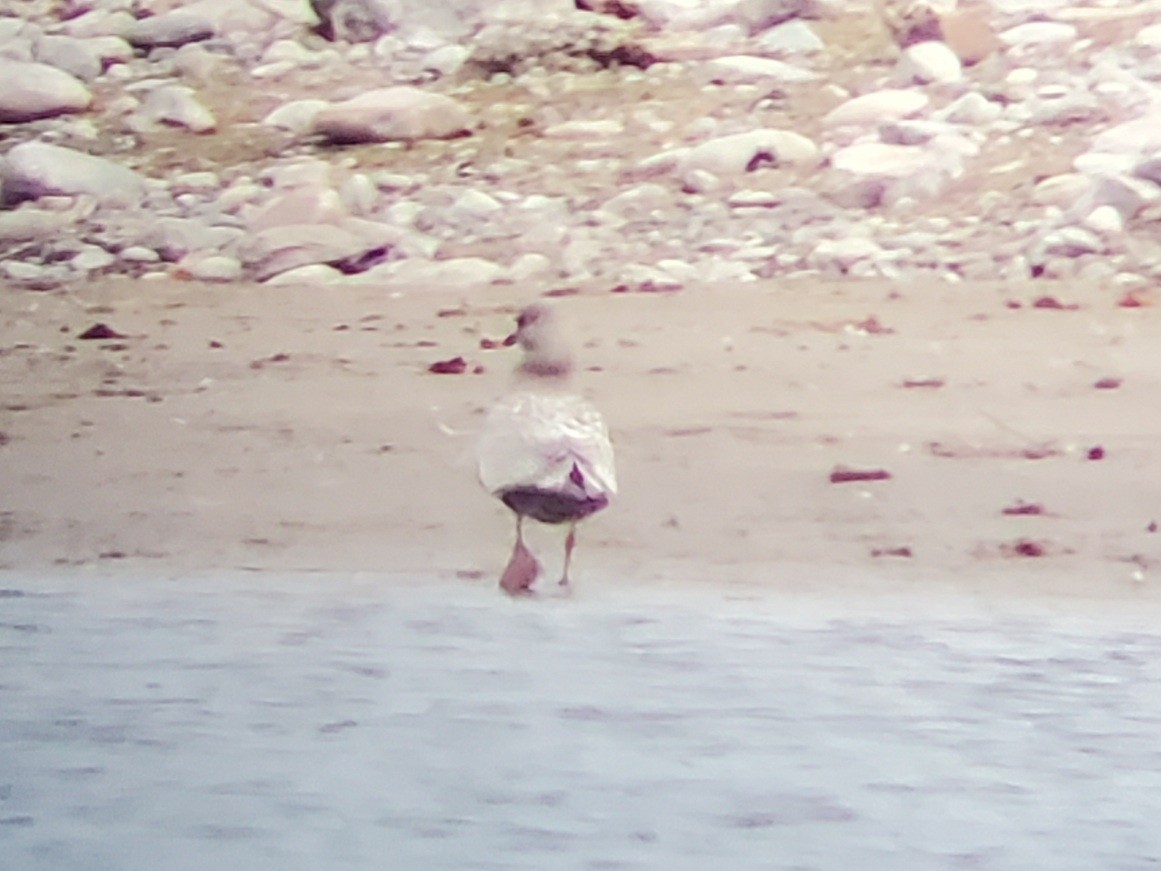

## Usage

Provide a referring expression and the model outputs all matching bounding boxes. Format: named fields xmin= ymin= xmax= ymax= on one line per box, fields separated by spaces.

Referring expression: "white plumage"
xmin=476 ymin=303 xmax=616 ymax=594
xmin=477 ymin=392 xmax=617 ymax=502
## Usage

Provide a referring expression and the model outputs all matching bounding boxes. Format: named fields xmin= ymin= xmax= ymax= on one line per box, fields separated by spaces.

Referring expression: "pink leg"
xmin=560 ymin=523 xmax=577 ymax=587
xmin=500 ymin=515 xmax=539 ymax=596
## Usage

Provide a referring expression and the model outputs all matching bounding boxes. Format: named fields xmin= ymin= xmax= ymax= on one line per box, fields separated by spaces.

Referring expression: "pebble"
xmin=0 ymin=59 xmax=92 ymax=123
xmin=823 ymin=89 xmax=929 ymax=129
xmin=1 ymin=142 xmax=146 ymax=206
xmin=312 ymin=87 xmax=471 ymax=144
xmin=901 ymin=41 xmax=963 ymax=85
xmin=0 ymin=0 xmax=1157 ymax=294
xmin=701 ymin=56 xmax=818 ymax=84
xmin=134 ymin=85 xmax=217 ymax=133
xmin=123 ymin=11 xmax=215 ymax=49
xmin=178 ymin=254 xmax=244 ymax=282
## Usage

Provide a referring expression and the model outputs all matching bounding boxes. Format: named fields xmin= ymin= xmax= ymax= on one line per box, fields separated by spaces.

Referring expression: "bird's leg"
xmin=559 ymin=522 xmax=578 ymax=587
xmin=500 ymin=514 xmax=539 ymax=595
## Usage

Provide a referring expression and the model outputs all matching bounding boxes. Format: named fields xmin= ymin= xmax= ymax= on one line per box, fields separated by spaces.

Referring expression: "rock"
xmin=1040 ymin=227 xmax=1103 ymax=258
xmin=263 ymin=264 xmax=346 ymax=285
xmin=936 ymin=92 xmax=1002 ymax=125
xmin=357 ymin=256 xmax=504 ymax=286
xmin=823 ymin=89 xmax=928 ymax=129
xmin=34 ymin=35 xmax=103 ymax=81
xmin=70 ymin=246 xmax=117 ymax=273
xmin=682 ymin=129 xmax=820 ymax=175
xmin=261 ymin=100 xmax=329 ymax=135
xmin=124 ymin=11 xmax=215 ymax=49
xmin=134 ymin=86 xmax=217 ymax=133
xmin=701 ymin=55 xmax=817 ymax=84
xmin=809 ymin=237 xmax=884 ymax=272
xmin=998 ymin=22 xmax=1077 ymax=47
xmin=901 ymin=41 xmax=962 ymax=85
xmin=312 ymin=87 xmax=471 ymax=144
xmin=1083 ymin=205 xmax=1124 ymax=236
xmin=0 ymin=59 xmax=92 ymax=123
xmin=177 ymin=254 xmax=244 ymax=282
xmin=543 ymin=119 xmax=626 ymax=138
xmin=1031 ymin=174 xmax=1092 ymax=208
xmin=755 ymin=19 xmax=823 ymax=55
xmin=1 ymin=142 xmax=146 ymax=207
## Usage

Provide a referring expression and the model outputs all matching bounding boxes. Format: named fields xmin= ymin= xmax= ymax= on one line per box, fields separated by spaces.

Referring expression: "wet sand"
xmin=1 ymin=275 xmax=1158 ymax=600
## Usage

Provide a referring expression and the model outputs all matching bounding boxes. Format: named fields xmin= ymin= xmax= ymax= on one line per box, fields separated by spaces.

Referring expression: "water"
xmin=2 ymin=574 xmax=1161 ymax=870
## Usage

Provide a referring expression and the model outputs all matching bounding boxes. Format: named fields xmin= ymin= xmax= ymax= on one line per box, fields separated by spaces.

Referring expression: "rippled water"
xmin=2 ymin=574 xmax=1161 ymax=870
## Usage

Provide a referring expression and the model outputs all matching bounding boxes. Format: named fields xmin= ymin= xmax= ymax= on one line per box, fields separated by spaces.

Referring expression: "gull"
xmin=477 ymin=303 xmax=617 ymax=595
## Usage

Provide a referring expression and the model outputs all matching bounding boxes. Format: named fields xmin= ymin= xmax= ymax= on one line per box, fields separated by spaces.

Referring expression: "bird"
xmin=477 ymin=303 xmax=617 ymax=595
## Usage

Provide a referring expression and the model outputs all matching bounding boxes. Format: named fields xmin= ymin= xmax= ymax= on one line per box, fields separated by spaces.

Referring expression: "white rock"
xmin=34 ymin=35 xmax=102 ymax=81
xmin=937 ymin=92 xmax=1002 ymax=125
xmin=124 ymin=11 xmax=215 ymax=48
xmin=1138 ymin=22 xmax=1161 ymax=49
xmin=809 ymin=237 xmax=883 ymax=271
xmin=1031 ymin=173 xmax=1092 ymax=208
xmin=755 ymin=20 xmax=824 ymax=55
xmin=823 ymin=89 xmax=928 ymax=129
xmin=361 ymin=256 xmax=504 ymax=286
xmin=340 ymin=174 xmax=379 ymax=216
xmin=3 ymin=261 xmax=48 ymax=282
xmin=71 ymin=246 xmax=117 ymax=272
xmin=451 ymin=189 xmax=504 ymax=219
xmin=120 ymin=246 xmax=162 ymax=263
xmin=263 ymin=264 xmax=346 ymax=286
xmin=135 ymin=86 xmax=216 ymax=133
xmin=831 ymin=142 xmax=938 ymax=178
xmin=179 ymin=254 xmax=244 ymax=282
xmin=999 ymin=22 xmax=1077 ymax=46
xmin=1041 ymin=227 xmax=1102 ymax=258
xmin=422 ymin=44 xmax=470 ymax=76
xmin=0 ymin=59 xmax=92 ymax=123
xmin=261 ymin=99 xmax=329 ymax=135
xmin=1083 ymin=205 xmax=1124 ymax=236
xmin=683 ymin=129 xmax=819 ymax=175
xmin=701 ymin=56 xmax=817 ymax=84
xmin=901 ymin=41 xmax=962 ymax=85
xmin=507 ymin=252 xmax=552 ymax=281
xmin=1 ymin=142 xmax=146 ymax=206
xmin=543 ymin=120 xmax=626 ymax=139
xmin=313 ymin=87 xmax=471 ymax=144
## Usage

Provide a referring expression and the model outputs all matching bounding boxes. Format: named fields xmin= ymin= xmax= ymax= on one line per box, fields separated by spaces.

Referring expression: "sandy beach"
xmin=2 ymin=274 xmax=1157 ymax=600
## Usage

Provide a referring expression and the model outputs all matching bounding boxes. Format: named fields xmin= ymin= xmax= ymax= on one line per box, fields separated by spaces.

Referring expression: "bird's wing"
xmin=477 ymin=393 xmax=616 ymax=498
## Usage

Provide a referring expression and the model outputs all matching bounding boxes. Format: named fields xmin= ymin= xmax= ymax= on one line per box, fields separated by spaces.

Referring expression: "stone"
xmin=701 ymin=56 xmax=817 ymax=84
xmin=261 ymin=100 xmax=330 ymax=135
xmin=124 ymin=11 xmax=215 ymax=49
xmin=1041 ymin=227 xmax=1102 ymax=258
xmin=0 ymin=59 xmax=92 ymax=123
xmin=312 ymin=87 xmax=471 ymax=144
xmin=178 ymin=254 xmax=244 ymax=282
xmin=134 ymin=86 xmax=216 ymax=133
xmin=682 ymin=129 xmax=819 ymax=175
xmin=901 ymin=41 xmax=962 ymax=85
xmin=1083 ymin=205 xmax=1124 ymax=236
xmin=358 ymin=256 xmax=504 ymax=286
xmin=34 ymin=35 xmax=102 ymax=81
xmin=263 ymin=264 xmax=346 ymax=285
xmin=823 ymin=89 xmax=928 ymax=129
xmin=1 ymin=142 xmax=146 ymax=207
xmin=754 ymin=19 xmax=823 ymax=55
xmin=998 ymin=22 xmax=1077 ymax=47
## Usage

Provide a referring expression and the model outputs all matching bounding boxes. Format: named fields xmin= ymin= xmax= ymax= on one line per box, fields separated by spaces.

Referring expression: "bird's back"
xmin=477 ymin=391 xmax=617 ymax=501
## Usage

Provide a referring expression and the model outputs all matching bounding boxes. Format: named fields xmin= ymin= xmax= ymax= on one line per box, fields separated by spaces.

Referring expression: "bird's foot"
xmin=500 ymin=538 xmax=540 ymax=596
